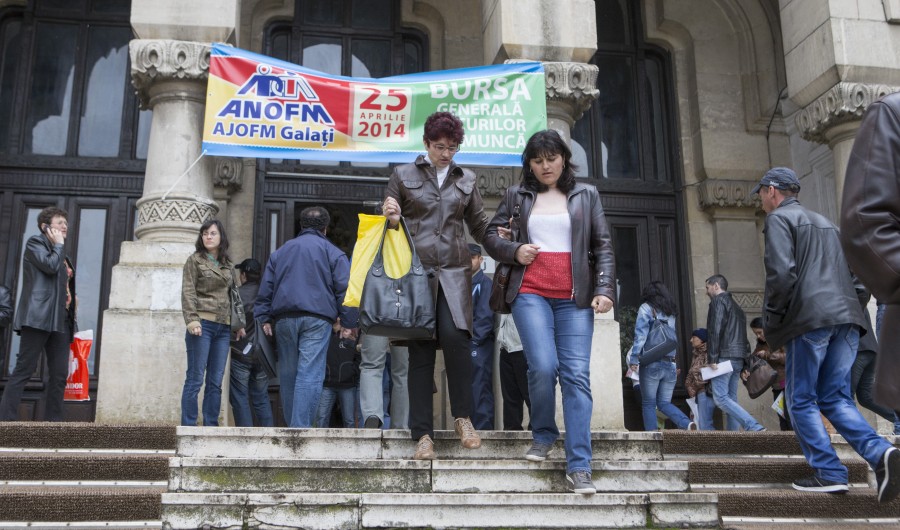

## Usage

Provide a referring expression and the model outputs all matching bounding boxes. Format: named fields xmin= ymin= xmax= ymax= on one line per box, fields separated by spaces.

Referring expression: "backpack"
xmin=639 ymin=308 xmax=677 ymax=364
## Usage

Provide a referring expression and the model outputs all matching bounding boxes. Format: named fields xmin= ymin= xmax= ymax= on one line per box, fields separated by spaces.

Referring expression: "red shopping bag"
xmin=64 ymin=330 xmax=92 ymax=401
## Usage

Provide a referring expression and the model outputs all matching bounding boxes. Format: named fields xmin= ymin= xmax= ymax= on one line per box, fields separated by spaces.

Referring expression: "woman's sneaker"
xmin=566 ymin=471 xmax=596 ymax=494
xmin=791 ymin=475 xmax=848 ymax=494
xmin=524 ymin=442 xmax=553 ymax=461
xmin=876 ymin=446 xmax=900 ymax=503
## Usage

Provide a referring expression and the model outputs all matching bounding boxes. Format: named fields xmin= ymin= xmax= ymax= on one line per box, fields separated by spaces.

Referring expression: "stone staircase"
xmin=162 ymin=427 xmax=719 ymax=529
xmin=663 ymin=430 xmax=900 ymax=528
xmin=0 ymin=422 xmax=175 ymax=529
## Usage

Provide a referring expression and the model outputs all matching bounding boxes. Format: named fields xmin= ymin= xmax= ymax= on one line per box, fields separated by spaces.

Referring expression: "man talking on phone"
xmin=0 ymin=206 xmax=73 ymax=421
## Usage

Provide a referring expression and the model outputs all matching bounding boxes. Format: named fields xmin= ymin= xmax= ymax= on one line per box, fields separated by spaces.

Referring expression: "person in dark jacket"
xmin=704 ymin=274 xmax=764 ymax=432
xmin=841 ymin=92 xmax=900 ymax=413
xmin=755 ymin=167 xmax=899 ymax=501
xmin=468 ymin=244 xmax=495 ymax=430
xmin=0 ymin=206 xmax=74 ymax=422
xmin=483 ymin=130 xmax=616 ymax=495
xmin=0 ymin=284 xmax=11 ymax=369
xmin=684 ymin=329 xmax=714 ymax=430
xmin=256 ymin=206 xmax=350 ymax=428
xmin=382 ymin=111 xmax=490 ymax=459
xmin=316 ymin=307 xmax=360 ymax=428
xmin=228 ymin=258 xmax=273 ymax=427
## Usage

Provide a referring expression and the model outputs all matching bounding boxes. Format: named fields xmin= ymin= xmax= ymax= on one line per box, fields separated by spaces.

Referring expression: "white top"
xmin=424 ymin=156 xmax=450 ymax=188
xmin=528 ymin=213 xmax=571 ymax=252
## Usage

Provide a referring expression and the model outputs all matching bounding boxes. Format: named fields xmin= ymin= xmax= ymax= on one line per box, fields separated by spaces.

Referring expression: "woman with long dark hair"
xmin=628 ymin=281 xmax=695 ymax=431
xmin=180 ymin=219 xmax=244 ymax=426
xmin=484 ymin=129 xmax=616 ymax=495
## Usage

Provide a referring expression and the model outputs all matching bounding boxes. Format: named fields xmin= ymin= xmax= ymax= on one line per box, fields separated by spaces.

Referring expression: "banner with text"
xmin=202 ymin=44 xmax=546 ymax=166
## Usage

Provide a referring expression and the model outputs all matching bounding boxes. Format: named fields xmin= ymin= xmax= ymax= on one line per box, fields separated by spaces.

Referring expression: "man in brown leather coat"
xmin=840 ymin=92 xmax=900 ymax=412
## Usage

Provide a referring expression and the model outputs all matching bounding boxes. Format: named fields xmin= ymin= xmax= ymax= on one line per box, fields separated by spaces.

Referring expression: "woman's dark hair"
xmin=750 ymin=317 xmax=764 ymax=329
xmin=520 ymin=129 xmax=578 ymax=194
xmin=37 ymin=206 xmax=68 ymax=230
xmin=423 ymin=111 xmax=464 ymax=145
xmin=641 ymin=280 xmax=677 ymax=316
xmin=194 ymin=219 xmax=230 ymax=262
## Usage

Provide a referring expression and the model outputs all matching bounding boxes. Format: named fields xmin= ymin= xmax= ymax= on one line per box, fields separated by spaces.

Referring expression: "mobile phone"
xmin=42 ymin=224 xmax=50 ymax=232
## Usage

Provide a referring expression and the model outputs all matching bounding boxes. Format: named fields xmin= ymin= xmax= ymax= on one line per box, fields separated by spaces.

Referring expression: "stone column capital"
xmin=543 ymin=61 xmax=600 ymax=122
xmin=795 ymin=82 xmax=899 ymax=144
xmin=130 ymin=39 xmax=210 ymax=109
xmin=698 ymin=178 xmax=760 ymax=210
xmin=134 ymin=194 xmax=218 ymax=242
xmin=212 ymin=157 xmax=244 ymax=193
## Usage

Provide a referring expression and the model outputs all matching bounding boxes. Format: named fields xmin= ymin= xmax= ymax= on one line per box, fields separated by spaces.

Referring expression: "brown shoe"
xmin=414 ymin=435 xmax=435 ymax=460
xmin=455 ymin=417 xmax=482 ymax=449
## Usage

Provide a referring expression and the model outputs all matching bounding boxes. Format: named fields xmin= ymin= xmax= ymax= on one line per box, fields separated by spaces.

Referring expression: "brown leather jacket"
xmin=752 ymin=340 xmax=785 ymax=389
xmin=685 ymin=343 xmax=709 ymax=398
xmin=385 ymin=156 xmax=489 ymax=334
xmin=841 ymin=91 xmax=900 ymax=409
xmin=483 ymin=183 xmax=616 ymax=308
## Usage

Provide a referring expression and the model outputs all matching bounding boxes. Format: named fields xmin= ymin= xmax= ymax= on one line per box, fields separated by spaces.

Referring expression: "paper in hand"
xmin=700 ymin=359 xmax=733 ymax=380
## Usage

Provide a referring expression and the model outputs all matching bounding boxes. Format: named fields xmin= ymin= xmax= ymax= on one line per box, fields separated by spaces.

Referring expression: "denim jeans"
xmin=850 ymin=349 xmax=900 ymax=433
xmin=359 ymin=334 xmax=409 ymax=429
xmin=229 ymin=359 xmax=274 ymax=427
xmin=696 ymin=391 xmax=716 ymax=430
xmin=786 ymin=324 xmax=893 ymax=482
xmin=710 ymin=358 xmax=764 ymax=431
xmin=316 ymin=386 xmax=359 ymax=427
xmin=512 ymin=294 xmax=593 ymax=474
xmin=275 ymin=315 xmax=332 ymax=427
xmin=182 ymin=320 xmax=231 ymax=426
xmin=638 ymin=359 xmax=691 ymax=430
xmin=471 ymin=340 xmax=495 ymax=430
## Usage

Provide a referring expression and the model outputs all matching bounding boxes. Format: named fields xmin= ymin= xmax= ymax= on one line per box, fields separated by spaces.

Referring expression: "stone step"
xmin=0 ymin=452 xmax=170 ymax=482
xmin=663 ymin=430 xmax=900 ymax=460
xmin=0 ymin=486 xmax=165 ymax=522
xmin=687 ymin=457 xmax=871 ymax=486
xmin=168 ymin=457 xmax=689 ymax=494
xmin=161 ymin=492 xmax=718 ymax=529
xmin=176 ymin=426 xmax=662 ymax=460
xmin=714 ymin=488 xmax=900 ymax=518
xmin=0 ymin=423 xmax=176 ymax=451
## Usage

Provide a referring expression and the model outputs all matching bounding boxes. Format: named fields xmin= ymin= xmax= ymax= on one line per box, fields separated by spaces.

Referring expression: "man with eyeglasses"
xmin=0 ymin=206 xmax=74 ymax=422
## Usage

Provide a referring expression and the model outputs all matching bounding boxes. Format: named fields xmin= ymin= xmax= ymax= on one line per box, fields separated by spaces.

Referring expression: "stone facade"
xmin=87 ymin=0 xmax=900 ymax=433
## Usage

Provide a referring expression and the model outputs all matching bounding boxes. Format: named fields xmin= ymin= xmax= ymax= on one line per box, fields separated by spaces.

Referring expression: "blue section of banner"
xmin=201 ymin=140 xmax=523 ymax=167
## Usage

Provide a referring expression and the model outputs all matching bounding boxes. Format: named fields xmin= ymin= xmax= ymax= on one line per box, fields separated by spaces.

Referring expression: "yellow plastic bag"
xmin=344 ymin=214 xmax=412 ymax=307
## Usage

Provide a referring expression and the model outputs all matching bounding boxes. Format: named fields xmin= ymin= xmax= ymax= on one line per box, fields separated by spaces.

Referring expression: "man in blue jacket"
xmin=256 ymin=206 xmax=350 ymax=428
xmin=469 ymin=244 xmax=495 ymax=430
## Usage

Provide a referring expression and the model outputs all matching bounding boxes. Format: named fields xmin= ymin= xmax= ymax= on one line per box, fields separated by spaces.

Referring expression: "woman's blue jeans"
xmin=638 ymin=359 xmax=691 ymax=430
xmin=182 ymin=320 xmax=231 ymax=426
xmin=696 ymin=391 xmax=716 ymax=430
xmin=229 ymin=359 xmax=274 ymax=427
xmin=512 ymin=294 xmax=594 ymax=474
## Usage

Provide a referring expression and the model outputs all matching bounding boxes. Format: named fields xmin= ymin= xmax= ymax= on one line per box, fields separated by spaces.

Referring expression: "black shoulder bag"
xmin=489 ymin=191 xmax=522 ymax=314
xmin=359 ymin=217 xmax=435 ymax=340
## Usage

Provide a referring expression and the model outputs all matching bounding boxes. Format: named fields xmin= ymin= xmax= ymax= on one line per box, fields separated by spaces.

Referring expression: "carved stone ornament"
xmin=134 ymin=195 xmax=218 ymax=241
xmin=542 ymin=62 xmax=600 ymax=121
xmin=697 ymin=179 xmax=760 ymax=210
xmin=796 ymin=82 xmax=900 ymax=144
xmin=131 ymin=40 xmax=211 ymax=108
xmin=731 ymin=290 xmax=765 ymax=314
xmin=213 ymin=157 xmax=244 ymax=191
xmin=473 ymin=167 xmax=519 ymax=198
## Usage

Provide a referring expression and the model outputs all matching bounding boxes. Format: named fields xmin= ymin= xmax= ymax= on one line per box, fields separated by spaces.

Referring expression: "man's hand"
xmin=262 ymin=322 xmax=273 ymax=337
xmin=383 ymin=197 xmax=401 ymax=227
xmin=46 ymin=226 xmax=65 ymax=245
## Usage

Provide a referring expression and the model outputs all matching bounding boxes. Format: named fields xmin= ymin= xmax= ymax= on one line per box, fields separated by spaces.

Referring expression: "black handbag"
xmin=743 ymin=354 xmax=778 ymax=399
xmin=228 ymin=269 xmax=246 ymax=333
xmin=639 ymin=309 xmax=677 ymax=364
xmin=488 ymin=195 xmax=522 ymax=314
xmin=359 ymin=217 xmax=435 ymax=340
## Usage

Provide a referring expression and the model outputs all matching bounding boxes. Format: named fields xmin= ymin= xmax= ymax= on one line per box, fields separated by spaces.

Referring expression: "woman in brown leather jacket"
xmin=750 ymin=317 xmax=790 ymax=431
xmin=382 ymin=111 xmax=489 ymax=460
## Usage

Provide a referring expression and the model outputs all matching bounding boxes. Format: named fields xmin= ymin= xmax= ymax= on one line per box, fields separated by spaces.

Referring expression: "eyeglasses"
xmin=431 ymin=143 xmax=460 ymax=153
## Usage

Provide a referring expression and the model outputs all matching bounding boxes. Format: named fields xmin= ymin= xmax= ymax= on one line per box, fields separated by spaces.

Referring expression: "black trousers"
xmin=499 ymin=348 xmax=531 ymax=430
xmin=408 ymin=289 xmax=473 ymax=440
xmin=0 ymin=326 xmax=70 ymax=421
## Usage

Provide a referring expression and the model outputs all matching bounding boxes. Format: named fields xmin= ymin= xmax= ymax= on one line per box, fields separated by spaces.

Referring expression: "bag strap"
xmin=371 ymin=217 xmax=425 ymax=278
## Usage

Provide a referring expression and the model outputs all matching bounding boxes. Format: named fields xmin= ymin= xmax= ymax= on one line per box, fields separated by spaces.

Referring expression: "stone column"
xmin=543 ymin=61 xmax=599 ymax=143
xmin=795 ymin=82 xmax=899 ymax=209
xmin=96 ymin=40 xmax=217 ymax=424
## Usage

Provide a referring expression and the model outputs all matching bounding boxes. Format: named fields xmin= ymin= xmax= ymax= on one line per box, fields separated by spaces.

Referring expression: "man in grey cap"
xmin=755 ymin=167 xmax=899 ymax=501
xmin=469 ymin=243 xmax=495 ymax=429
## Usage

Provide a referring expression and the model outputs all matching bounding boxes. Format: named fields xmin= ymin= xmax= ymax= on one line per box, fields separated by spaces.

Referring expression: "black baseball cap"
xmin=751 ymin=167 xmax=801 ymax=195
xmin=236 ymin=258 xmax=262 ymax=275
xmin=468 ymin=244 xmax=482 ymax=255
